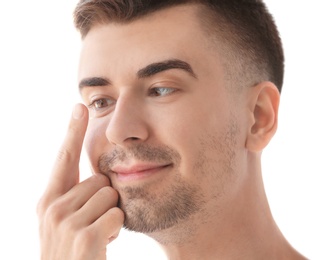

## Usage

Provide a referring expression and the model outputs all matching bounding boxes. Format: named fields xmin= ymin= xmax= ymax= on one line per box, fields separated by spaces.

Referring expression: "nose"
xmin=106 ymin=95 xmax=149 ymax=146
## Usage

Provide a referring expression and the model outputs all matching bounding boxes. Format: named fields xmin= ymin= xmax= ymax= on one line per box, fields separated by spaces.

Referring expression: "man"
xmin=37 ymin=0 xmax=307 ymax=259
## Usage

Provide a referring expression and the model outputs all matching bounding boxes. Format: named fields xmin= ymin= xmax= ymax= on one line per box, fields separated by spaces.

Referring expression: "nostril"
xmin=129 ymin=137 xmax=140 ymax=141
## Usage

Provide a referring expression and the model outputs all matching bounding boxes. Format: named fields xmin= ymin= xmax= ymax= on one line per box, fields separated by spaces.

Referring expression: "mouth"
xmin=110 ymin=163 xmax=172 ymax=182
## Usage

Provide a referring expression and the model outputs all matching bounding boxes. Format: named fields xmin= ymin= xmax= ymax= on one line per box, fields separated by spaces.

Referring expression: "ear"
xmin=245 ymin=81 xmax=280 ymax=152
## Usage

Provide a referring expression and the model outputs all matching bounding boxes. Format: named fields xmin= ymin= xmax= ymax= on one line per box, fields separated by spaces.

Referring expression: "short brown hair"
xmin=74 ymin=0 xmax=284 ymax=92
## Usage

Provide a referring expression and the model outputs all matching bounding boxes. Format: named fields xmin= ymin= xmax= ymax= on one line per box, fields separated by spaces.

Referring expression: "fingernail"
xmin=72 ymin=104 xmax=84 ymax=119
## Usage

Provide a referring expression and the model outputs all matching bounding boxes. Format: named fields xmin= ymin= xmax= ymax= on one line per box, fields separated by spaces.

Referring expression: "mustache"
xmin=98 ymin=144 xmax=181 ymax=175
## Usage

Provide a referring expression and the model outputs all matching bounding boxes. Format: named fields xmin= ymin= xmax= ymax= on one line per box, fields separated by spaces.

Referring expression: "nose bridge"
xmin=106 ymin=93 xmax=149 ymax=145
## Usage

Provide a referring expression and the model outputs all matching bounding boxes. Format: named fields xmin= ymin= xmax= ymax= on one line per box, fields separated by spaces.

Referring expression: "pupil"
xmin=96 ymin=100 xmax=104 ymax=108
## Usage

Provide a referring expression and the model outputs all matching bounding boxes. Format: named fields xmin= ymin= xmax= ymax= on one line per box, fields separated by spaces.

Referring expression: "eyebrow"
xmin=79 ymin=59 xmax=197 ymax=90
xmin=137 ymin=59 xmax=197 ymax=79
xmin=79 ymin=77 xmax=110 ymax=90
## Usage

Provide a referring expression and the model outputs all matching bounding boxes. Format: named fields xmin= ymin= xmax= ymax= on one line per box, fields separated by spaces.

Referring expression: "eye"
xmin=88 ymin=98 xmax=115 ymax=111
xmin=149 ymin=87 xmax=177 ymax=97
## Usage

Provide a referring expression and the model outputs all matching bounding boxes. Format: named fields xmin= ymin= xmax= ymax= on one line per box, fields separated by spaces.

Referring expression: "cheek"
xmin=84 ymin=119 xmax=109 ymax=168
xmin=154 ymin=110 xmax=207 ymax=174
xmin=155 ymin=100 xmax=232 ymax=179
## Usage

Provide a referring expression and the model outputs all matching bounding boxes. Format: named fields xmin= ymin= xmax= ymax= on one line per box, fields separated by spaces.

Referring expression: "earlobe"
xmin=245 ymin=82 xmax=280 ymax=152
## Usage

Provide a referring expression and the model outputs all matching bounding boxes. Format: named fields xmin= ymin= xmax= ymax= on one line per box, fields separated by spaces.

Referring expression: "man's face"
xmin=79 ymin=5 xmax=246 ymax=235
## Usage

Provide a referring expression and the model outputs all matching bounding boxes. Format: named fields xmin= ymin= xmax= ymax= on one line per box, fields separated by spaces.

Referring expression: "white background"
xmin=0 ymin=1 xmax=313 ymax=259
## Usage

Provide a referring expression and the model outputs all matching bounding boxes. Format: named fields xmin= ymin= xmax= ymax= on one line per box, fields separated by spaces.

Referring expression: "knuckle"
xmin=99 ymin=186 xmax=119 ymax=200
xmin=45 ymin=199 xmax=67 ymax=225
xmin=107 ymin=207 xmax=125 ymax=224
xmin=60 ymin=215 xmax=79 ymax=234
xmin=36 ymin=195 xmax=48 ymax=218
xmin=56 ymin=147 xmax=74 ymax=164
xmin=75 ymin=227 xmax=95 ymax=248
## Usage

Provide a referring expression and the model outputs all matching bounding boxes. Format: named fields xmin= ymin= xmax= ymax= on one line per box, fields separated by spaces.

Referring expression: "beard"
xmin=97 ymin=119 xmax=238 ymax=235
xmin=117 ymin=174 xmax=202 ymax=233
xmin=98 ymin=144 xmax=204 ymax=234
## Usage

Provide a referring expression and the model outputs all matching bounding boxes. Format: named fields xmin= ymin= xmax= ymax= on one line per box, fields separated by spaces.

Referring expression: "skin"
xmin=37 ymin=4 xmax=307 ymax=260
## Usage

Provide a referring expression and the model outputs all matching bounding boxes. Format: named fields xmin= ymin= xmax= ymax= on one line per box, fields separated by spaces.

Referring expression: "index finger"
xmin=46 ymin=103 xmax=89 ymax=199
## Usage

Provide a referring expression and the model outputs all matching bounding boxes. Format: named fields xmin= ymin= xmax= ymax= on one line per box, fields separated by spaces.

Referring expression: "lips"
xmin=110 ymin=163 xmax=171 ymax=181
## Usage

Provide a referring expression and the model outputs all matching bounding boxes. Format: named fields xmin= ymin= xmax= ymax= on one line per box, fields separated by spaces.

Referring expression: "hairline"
xmin=79 ymin=2 xmax=272 ymax=96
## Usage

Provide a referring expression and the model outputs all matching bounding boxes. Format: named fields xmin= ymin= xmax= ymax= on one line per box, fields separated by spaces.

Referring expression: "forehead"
xmin=78 ymin=4 xmax=220 ymax=81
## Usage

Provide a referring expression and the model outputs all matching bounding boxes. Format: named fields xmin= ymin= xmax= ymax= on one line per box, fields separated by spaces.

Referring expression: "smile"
xmin=111 ymin=163 xmax=172 ymax=182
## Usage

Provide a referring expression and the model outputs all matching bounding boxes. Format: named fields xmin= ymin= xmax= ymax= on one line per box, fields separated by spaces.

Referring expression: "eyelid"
xmin=89 ymin=97 xmax=115 ymax=107
xmin=148 ymin=85 xmax=178 ymax=97
xmin=86 ymin=96 xmax=116 ymax=118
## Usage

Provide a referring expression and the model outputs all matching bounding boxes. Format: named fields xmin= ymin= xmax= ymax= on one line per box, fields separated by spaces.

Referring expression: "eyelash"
xmin=87 ymin=87 xmax=177 ymax=114
xmin=88 ymin=98 xmax=115 ymax=111
xmin=148 ymin=87 xmax=177 ymax=97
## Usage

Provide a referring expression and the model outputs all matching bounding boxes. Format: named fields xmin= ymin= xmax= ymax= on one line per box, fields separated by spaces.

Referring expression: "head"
xmin=74 ymin=0 xmax=284 ymax=92
xmin=74 ymin=0 xmax=284 ymax=241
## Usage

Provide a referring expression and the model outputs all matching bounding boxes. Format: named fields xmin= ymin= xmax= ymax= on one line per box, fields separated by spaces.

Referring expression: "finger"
xmin=95 ymin=207 xmax=124 ymax=245
xmin=40 ymin=174 xmax=110 ymax=221
xmin=47 ymin=104 xmax=89 ymax=200
xmin=73 ymin=208 xmax=124 ymax=259
xmin=63 ymin=173 xmax=111 ymax=211
xmin=73 ymin=186 xmax=119 ymax=228
xmin=82 ymin=207 xmax=124 ymax=246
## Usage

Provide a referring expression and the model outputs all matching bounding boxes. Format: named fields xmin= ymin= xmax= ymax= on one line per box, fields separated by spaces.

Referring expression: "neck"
xmin=146 ymin=154 xmax=305 ymax=260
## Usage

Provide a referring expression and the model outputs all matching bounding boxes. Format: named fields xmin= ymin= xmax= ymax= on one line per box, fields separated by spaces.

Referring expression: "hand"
xmin=37 ymin=104 xmax=124 ymax=260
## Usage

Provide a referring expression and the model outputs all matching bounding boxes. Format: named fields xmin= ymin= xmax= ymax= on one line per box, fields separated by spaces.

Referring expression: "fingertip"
xmin=72 ymin=103 xmax=87 ymax=120
xmin=92 ymin=173 xmax=111 ymax=187
xmin=108 ymin=207 xmax=125 ymax=224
